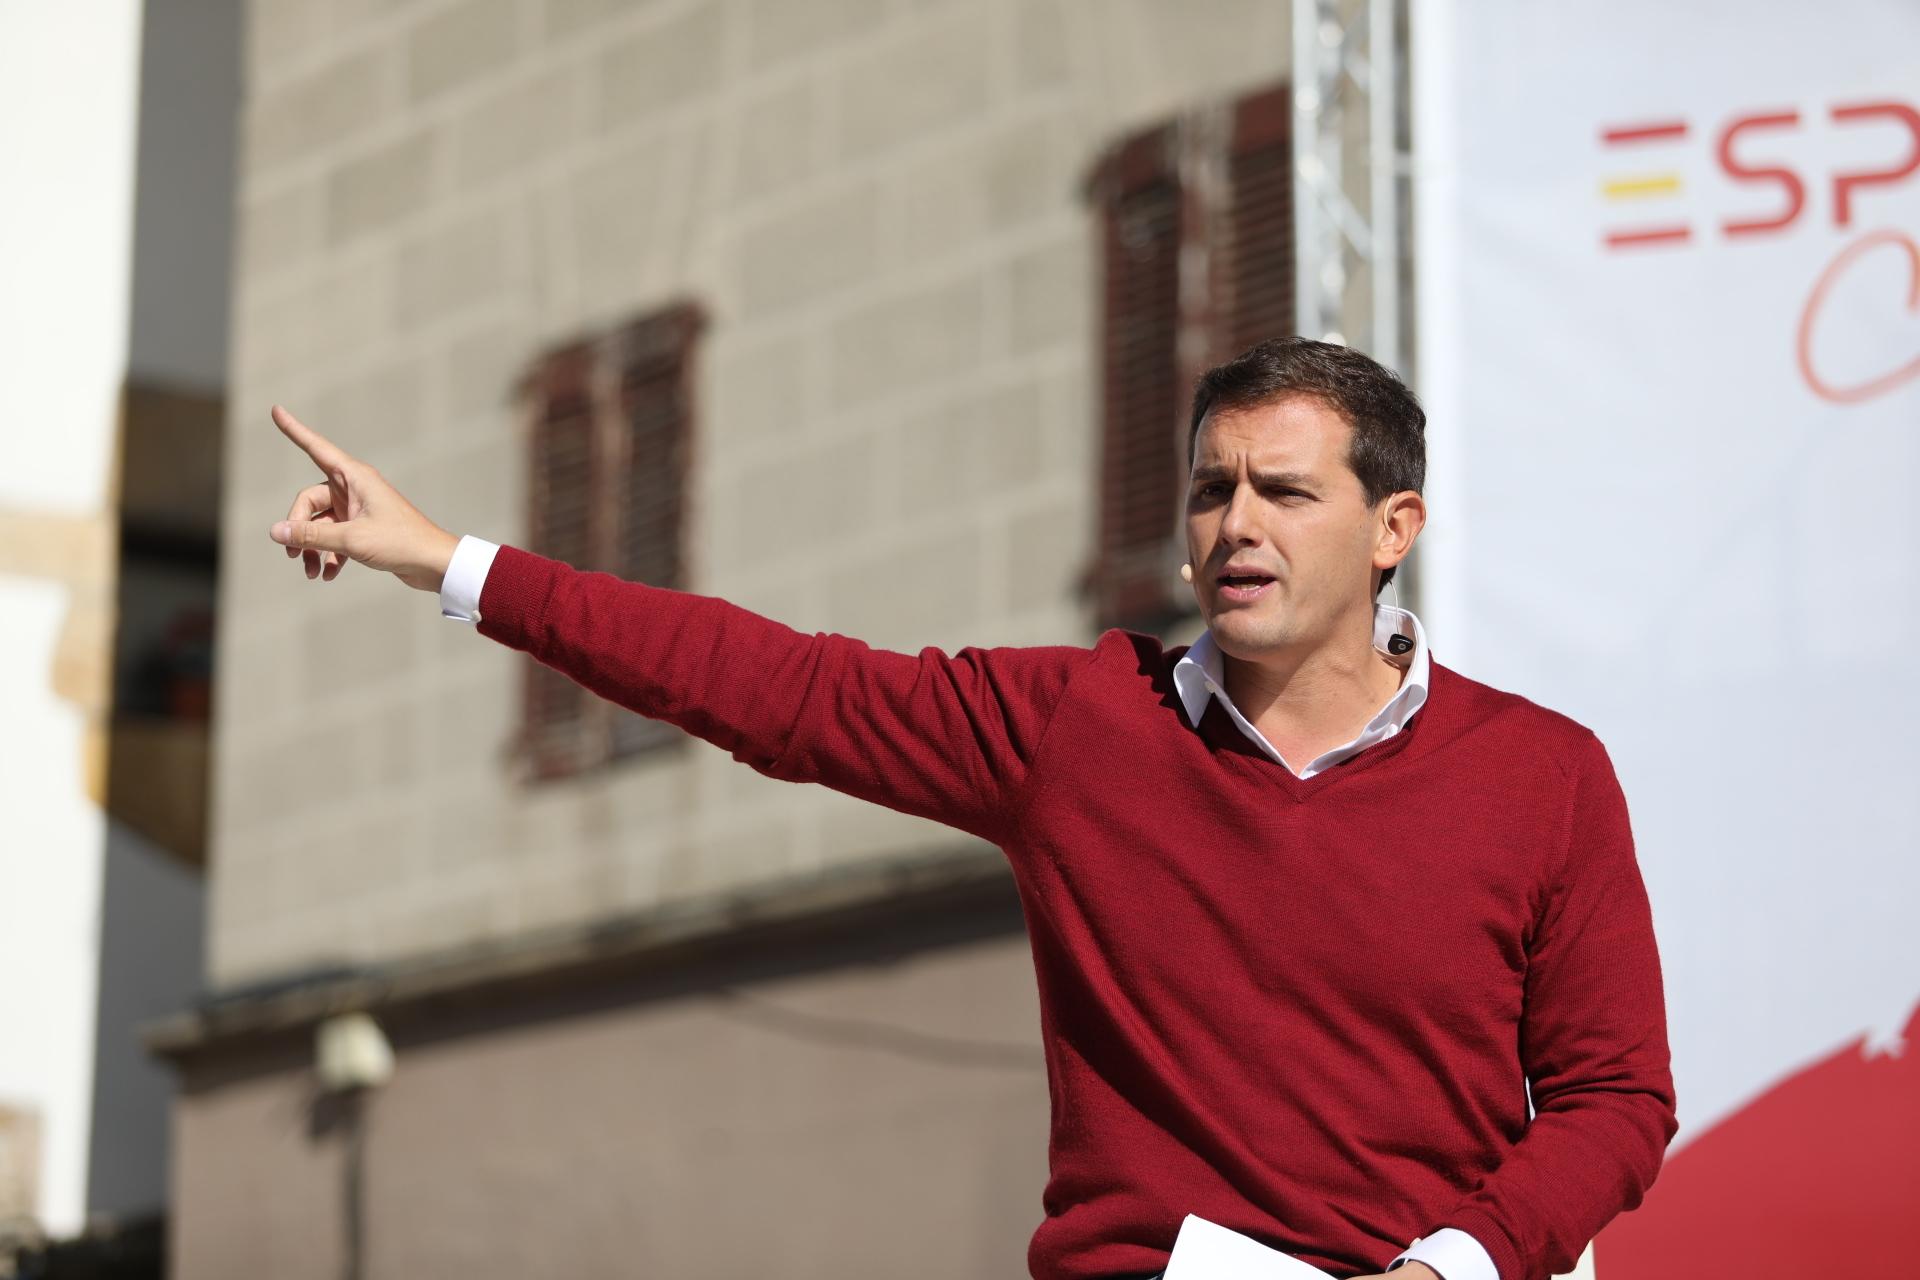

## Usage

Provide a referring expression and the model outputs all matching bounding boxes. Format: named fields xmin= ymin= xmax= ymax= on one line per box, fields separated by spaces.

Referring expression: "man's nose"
xmin=1219 ymin=484 xmax=1260 ymax=543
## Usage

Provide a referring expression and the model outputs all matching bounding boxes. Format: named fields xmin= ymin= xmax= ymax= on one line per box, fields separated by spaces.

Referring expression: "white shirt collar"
xmin=1170 ymin=602 xmax=1431 ymax=780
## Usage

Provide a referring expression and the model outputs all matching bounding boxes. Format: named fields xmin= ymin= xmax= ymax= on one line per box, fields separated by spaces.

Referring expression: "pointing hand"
xmin=266 ymin=404 xmax=460 ymax=594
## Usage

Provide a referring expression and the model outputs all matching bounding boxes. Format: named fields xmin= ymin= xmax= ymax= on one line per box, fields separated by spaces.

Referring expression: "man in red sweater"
xmin=268 ymin=338 xmax=1677 ymax=1280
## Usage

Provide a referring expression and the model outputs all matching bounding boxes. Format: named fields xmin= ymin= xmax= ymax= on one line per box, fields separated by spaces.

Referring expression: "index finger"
xmin=271 ymin=405 xmax=353 ymax=475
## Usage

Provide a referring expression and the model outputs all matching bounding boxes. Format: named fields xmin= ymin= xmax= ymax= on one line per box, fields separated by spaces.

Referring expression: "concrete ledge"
xmin=144 ymin=840 xmax=1017 ymax=1063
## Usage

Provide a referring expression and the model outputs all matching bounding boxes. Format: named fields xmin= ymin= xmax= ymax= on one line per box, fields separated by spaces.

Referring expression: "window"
xmin=108 ymin=382 xmax=223 ymax=871
xmin=513 ymin=299 xmax=706 ymax=781
xmin=1081 ymin=80 xmax=1294 ymax=634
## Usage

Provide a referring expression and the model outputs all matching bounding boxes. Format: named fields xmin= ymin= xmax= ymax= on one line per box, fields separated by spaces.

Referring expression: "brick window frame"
xmin=1080 ymin=80 xmax=1295 ymax=635
xmin=510 ymin=299 xmax=706 ymax=782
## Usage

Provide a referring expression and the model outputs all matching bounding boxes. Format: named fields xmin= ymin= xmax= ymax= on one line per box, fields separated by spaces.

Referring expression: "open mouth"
xmin=1216 ymin=574 xmax=1275 ymax=602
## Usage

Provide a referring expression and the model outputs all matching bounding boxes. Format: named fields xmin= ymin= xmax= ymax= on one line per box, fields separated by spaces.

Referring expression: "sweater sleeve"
xmin=1430 ymin=731 xmax=1679 ymax=1280
xmin=472 ymin=543 xmax=1090 ymax=844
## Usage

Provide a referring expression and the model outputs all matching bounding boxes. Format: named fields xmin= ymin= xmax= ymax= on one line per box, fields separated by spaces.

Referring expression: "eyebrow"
xmin=1188 ymin=465 xmax=1321 ymax=489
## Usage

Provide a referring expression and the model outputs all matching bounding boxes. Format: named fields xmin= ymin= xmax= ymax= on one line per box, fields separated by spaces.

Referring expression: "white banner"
xmin=1412 ymin=1 xmax=1920 ymax=1271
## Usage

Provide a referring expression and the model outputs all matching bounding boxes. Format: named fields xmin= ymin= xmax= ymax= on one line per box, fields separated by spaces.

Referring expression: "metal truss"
xmin=1291 ymin=0 xmax=1411 ymax=378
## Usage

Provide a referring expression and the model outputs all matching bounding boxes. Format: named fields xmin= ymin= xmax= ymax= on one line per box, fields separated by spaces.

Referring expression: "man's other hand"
xmin=266 ymin=405 xmax=459 ymax=594
xmin=1352 ymin=1264 xmax=1441 ymax=1280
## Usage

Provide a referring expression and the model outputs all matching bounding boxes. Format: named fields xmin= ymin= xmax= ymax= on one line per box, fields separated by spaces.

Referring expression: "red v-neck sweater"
xmin=473 ymin=545 xmax=1678 ymax=1280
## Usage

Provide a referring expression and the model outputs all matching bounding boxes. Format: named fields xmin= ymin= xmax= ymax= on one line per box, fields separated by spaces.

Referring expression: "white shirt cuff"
xmin=439 ymin=534 xmax=501 ymax=623
xmin=1387 ymin=1227 xmax=1499 ymax=1280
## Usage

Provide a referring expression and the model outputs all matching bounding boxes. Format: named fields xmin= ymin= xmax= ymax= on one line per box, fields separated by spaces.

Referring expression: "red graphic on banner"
xmin=1832 ymin=103 xmax=1920 ymax=226
xmin=1599 ymin=119 xmax=1692 ymax=247
xmin=1796 ymin=229 xmax=1920 ymax=403
xmin=1594 ymin=995 xmax=1920 ymax=1276
xmin=1599 ymin=100 xmax=1920 ymax=250
xmin=1719 ymin=110 xmax=1804 ymax=238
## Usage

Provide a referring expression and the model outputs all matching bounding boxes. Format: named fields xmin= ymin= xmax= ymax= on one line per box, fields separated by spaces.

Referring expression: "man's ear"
xmin=1374 ymin=490 xmax=1426 ymax=572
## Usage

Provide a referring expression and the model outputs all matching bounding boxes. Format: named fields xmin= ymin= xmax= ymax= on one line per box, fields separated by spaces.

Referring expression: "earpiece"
xmin=1179 ymin=563 xmax=1193 ymax=583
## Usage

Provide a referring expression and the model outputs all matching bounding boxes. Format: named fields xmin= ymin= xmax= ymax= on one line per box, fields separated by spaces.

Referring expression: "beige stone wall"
xmin=214 ymin=0 xmax=1291 ymax=984
xmin=171 ymin=914 xmax=1047 ymax=1280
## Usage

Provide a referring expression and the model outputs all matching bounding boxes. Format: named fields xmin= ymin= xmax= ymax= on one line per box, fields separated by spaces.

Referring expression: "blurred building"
xmin=0 ymin=0 xmax=236 ymax=1273
xmin=139 ymin=2 xmax=1334 ymax=1277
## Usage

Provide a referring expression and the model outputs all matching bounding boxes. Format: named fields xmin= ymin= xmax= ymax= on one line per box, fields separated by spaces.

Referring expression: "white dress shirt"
xmin=440 ymin=535 xmax=1491 ymax=1280
xmin=1170 ymin=601 xmax=1430 ymax=781
xmin=440 ymin=534 xmax=501 ymax=622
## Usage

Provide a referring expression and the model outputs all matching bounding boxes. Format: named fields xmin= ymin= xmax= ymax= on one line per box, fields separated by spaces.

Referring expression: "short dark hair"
xmin=1187 ymin=337 xmax=1426 ymax=598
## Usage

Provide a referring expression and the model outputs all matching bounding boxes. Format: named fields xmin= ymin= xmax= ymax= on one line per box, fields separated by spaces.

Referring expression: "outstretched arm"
xmin=471 ymin=539 xmax=1088 ymax=841
xmin=266 ymin=406 xmax=1089 ymax=844
xmin=1413 ymin=732 xmax=1680 ymax=1280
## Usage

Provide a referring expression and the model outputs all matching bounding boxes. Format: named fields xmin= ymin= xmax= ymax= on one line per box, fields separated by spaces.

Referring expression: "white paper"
xmin=1160 ymin=1213 xmax=1337 ymax=1280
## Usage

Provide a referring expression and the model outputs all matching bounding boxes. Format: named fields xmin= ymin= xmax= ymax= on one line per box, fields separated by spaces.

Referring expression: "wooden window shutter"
xmin=606 ymin=302 xmax=704 ymax=763
xmin=1082 ymin=79 xmax=1295 ymax=635
xmin=522 ymin=340 xmax=597 ymax=780
xmin=1219 ymin=83 xmax=1295 ymax=362
xmin=1084 ymin=119 xmax=1184 ymax=634
xmin=515 ymin=299 xmax=706 ymax=782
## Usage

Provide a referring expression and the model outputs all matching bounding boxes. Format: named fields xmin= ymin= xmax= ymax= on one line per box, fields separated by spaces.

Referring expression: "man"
xmin=268 ymin=338 xmax=1677 ymax=1280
